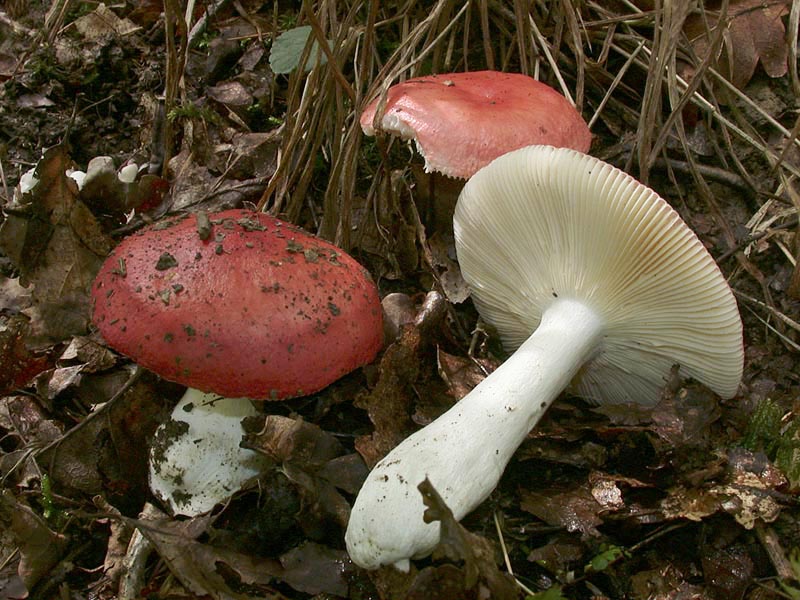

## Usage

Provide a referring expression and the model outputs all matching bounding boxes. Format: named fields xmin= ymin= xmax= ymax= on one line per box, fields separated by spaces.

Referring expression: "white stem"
xmin=149 ymin=389 xmax=268 ymax=516
xmin=345 ymin=298 xmax=605 ymax=570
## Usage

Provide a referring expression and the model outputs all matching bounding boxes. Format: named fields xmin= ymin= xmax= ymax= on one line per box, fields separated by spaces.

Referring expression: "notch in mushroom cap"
xmin=345 ymin=145 xmax=743 ymax=570
xmin=361 ymin=71 xmax=591 ymax=179
xmin=91 ymin=209 xmax=383 ymax=515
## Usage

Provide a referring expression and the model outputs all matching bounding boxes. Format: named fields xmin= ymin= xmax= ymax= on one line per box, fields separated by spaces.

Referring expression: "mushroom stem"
xmin=345 ymin=297 xmax=605 ymax=570
xmin=148 ymin=388 xmax=267 ymax=516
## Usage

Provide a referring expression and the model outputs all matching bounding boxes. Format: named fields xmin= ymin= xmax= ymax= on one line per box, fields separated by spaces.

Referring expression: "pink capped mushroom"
xmin=361 ymin=70 xmax=591 ymax=179
xmin=92 ymin=209 xmax=383 ymax=514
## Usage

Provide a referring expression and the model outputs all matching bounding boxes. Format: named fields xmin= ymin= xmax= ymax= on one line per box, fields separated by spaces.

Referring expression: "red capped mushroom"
xmin=91 ymin=209 xmax=383 ymax=514
xmin=92 ymin=209 xmax=382 ymax=399
xmin=361 ymin=70 xmax=591 ymax=179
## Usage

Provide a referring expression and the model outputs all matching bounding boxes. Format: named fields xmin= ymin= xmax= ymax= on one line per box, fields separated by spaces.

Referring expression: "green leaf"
xmin=775 ymin=418 xmax=800 ymax=489
xmin=269 ymin=25 xmax=328 ymax=74
xmin=586 ymin=544 xmax=626 ymax=573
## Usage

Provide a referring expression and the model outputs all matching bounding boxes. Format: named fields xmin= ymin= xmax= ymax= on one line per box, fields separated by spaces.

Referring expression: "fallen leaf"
xmin=0 ymin=490 xmax=67 ymax=590
xmin=701 ymin=544 xmax=753 ymax=600
xmin=436 ymin=348 xmax=495 ymax=403
xmin=243 ymin=415 xmax=367 ymax=531
xmin=649 ymin=381 xmax=721 ymax=449
xmin=520 ymin=483 xmax=605 ymax=538
xmin=0 ymin=395 xmax=62 ymax=489
xmin=246 ymin=414 xmax=343 ymax=469
xmin=527 ymin=533 xmax=586 ymax=573
xmin=36 ymin=370 xmax=165 ymax=510
xmin=427 ymin=232 xmax=470 ymax=304
xmin=133 ymin=513 xmax=351 ymax=598
xmin=353 ymin=327 xmax=421 ymax=466
xmin=682 ymin=0 xmax=790 ymax=90
xmin=416 ymin=478 xmax=518 ymax=599
xmin=0 ymin=145 xmax=113 ymax=346
xmin=661 ymin=448 xmax=784 ymax=528
xmin=72 ymin=3 xmax=141 ymax=39
xmin=0 ymin=313 xmax=51 ymax=394
xmin=629 ymin=564 xmax=704 ymax=600
xmin=279 ymin=542 xmax=350 ymax=597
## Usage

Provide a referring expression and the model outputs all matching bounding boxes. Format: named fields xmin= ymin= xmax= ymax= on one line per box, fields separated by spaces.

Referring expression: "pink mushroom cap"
xmin=360 ymin=71 xmax=592 ymax=179
xmin=91 ymin=210 xmax=383 ymax=400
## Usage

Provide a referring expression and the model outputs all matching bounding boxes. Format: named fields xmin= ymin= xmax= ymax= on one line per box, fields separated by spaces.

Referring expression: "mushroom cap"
xmin=92 ymin=210 xmax=383 ymax=399
xmin=360 ymin=71 xmax=591 ymax=179
xmin=454 ymin=145 xmax=743 ymax=404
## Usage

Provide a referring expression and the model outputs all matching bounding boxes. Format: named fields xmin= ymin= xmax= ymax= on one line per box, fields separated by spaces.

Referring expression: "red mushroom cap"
xmin=360 ymin=71 xmax=592 ymax=179
xmin=91 ymin=210 xmax=383 ymax=400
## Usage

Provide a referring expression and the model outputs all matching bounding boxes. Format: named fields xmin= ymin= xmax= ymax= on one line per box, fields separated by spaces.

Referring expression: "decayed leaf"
xmin=0 ymin=490 xmax=67 ymax=590
xmin=0 ymin=313 xmax=51 ymax=394
xmin=0 ymin=395 xmax=62 ymax=489
xmin=0 ymin=145 xmax=113 ymax=346
xmin=629 ymin=565 xmax=705 ymax=600
xmin=414 ymin=478 xmax=518 ymax=599
xmin=355 ymin=291 xmax=449 ymax=466
xmin=683 ymin=0 xmax=790 ymax=90
xmin=661 ymin=448 xmax=785 ymax=528
xmin=243 ymin=415 xmax=368 ymax=530
xmin=35 ymin=371 xmax=164 ymax=507
xmin=353 ymin=327 xmax=421 ymax=467
xmin=133 ymin=514 xmax=351 ymax=598
xmin=436 ymin=348 xmax=496 ymax=403
xmin=649 ymin=381 xmax=721 ymax=449
xmin=527 ymin=533 xmax=586 ymax=573
xmin=520 ymin=484 xmax=605 ymax=539
xmin=701 ymin=544 xmax=754 ymax=599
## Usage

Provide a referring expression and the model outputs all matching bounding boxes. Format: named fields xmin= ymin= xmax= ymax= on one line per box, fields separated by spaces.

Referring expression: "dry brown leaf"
xmin=36 ymin=371 xmax=165 ymax=509
xmin=353 ymin=327 xmax=421 ymax=467
xmin=0 ymin=145 xmax=113 ymax=346
xmin=0 ymin=313 xmax=51 ymax=394
xmin=242 ymin=415 xmax=367 ymax=531
xmin=683 ymin=0 xmax=790 ymax=90
xmin=661 ymin=448 xmax=785 ymax=528
xmin=436 ymin=348 xmax=496 ymax=403
xmin=245 ymin=414 xmax=343 ymax=469
xmin=133 ymin=514 xmax=351 ymax=598
xmin=415 ymin=478 xmax=518 ymax=599
xmin=520 ymin=483 xmax=605 ymax=538
xmin=0 ymin=490 xmax=67 ymax=590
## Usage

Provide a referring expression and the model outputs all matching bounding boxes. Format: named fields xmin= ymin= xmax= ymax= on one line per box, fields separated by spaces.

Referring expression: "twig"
xmin=652 ymin=156 xmax=750 ymax=191
xmin=493 ymin=511 xmax=537 ymax=597
xmin=35 ymin=366 xmax=143 ymax=461
xmin=717 ymin=218 xmax=798 ymax=263
xmin=755 ymin=522 xmax=798 ymax=583
xmin=118 ymin=503 xmax=163 ymax=600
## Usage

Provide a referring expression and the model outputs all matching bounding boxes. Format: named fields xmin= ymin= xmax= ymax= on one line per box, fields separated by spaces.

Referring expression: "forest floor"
xmin=0 ymin=1 xmax=799 ymax=599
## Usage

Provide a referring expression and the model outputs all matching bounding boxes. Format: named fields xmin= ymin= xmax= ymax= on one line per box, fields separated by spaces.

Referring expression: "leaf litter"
xmin=0 ymin=1 xmax=799 ymax=599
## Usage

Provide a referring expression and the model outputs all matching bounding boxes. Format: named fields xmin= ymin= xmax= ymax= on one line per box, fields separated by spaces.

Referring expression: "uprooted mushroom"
xmin=345 ymin=145 xmax=744 ymax=571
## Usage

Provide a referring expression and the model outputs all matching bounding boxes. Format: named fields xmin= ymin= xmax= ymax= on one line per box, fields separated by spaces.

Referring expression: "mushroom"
xmin=91 ymin=209 xmax=383 ymax=515
xmin=361 ymin=70 xmax=591 ymax=179
xmin=345 ymin=145 xmax=743 ymax=570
